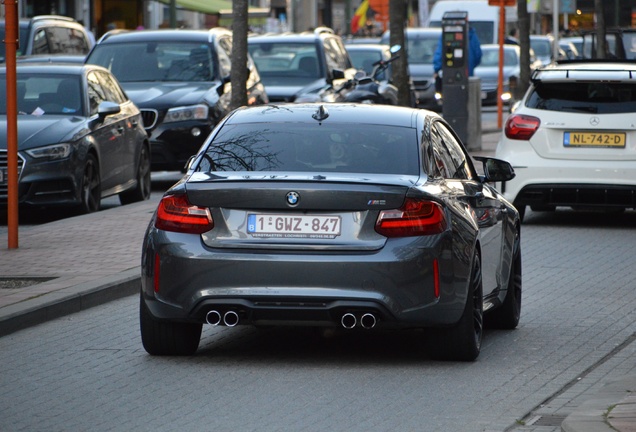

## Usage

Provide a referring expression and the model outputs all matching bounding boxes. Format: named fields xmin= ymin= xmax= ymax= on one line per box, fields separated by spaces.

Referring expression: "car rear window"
xmin=526 ymin=81 xmax=636 ymax=114
xmin=197 ymin=123 xmax=420 ymax=175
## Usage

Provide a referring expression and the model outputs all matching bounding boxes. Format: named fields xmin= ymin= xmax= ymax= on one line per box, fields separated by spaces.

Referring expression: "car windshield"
xmin=0 ymin=26 xmax=31 ymax=60
xmin=88 ymin=42 xmax=217 ymax=82
xmin=248 ymin=42 xmax=321 ymax=79
xmin=347 ymin=49 xmax=389 ymax=80
xmin=197 ymin=123 xmax=420 ymax=175
xmin=0 ymin=73 xmax=83 ymax=115
xmin=406 ymin=35 xmax=437 ymax=65
xmin=527 ymin=81 xmax=636 ymax=114
xmin=480 ymin=48 xmax=518 ymax=67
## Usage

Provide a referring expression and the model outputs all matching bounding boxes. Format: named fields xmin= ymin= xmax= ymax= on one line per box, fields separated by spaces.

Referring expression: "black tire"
xmin=120 ymin=145 xmax=151 ymax=205
xmin=78 ymin=153 xmax=101 ymax=214
xmin=433 ymin=251 xmax=483 ymax=361
xmin=140 ymin=293 xmax=202 ymax=356
xmin=486 ymin=231 xmax=522 ymax=329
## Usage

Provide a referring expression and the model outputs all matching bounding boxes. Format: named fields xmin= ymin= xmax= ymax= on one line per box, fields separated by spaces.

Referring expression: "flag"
xmin=351 ymin=0 xmax=369 ymax=34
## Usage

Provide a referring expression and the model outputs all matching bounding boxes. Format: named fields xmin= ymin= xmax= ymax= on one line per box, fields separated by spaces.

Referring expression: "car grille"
xmin=140 ymin=109 xmax=158 ymax=130
xmin=517 ymin=184 xmax=636 ymax=208
xmin=0 ymin=150 xmax=25 ymax=199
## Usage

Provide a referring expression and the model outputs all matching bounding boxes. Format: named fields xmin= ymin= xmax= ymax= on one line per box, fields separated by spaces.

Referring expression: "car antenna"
xmin=312 ymin=105 xmax=329 ymax=122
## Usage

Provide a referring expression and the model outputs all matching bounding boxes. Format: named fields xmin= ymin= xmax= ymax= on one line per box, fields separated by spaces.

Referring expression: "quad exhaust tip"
xmin=206 ymin=310 xmax=240 ymax=327
xmin=223 ymin=310 xmax=240 ymax=327
xmin=341 ymin=312 xmax=377 ymax=329
xmin=206 ymin=310 xmax=222 ymax=326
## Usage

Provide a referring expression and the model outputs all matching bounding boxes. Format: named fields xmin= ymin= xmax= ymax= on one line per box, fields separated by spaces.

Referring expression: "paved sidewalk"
xmin=1 ymin=125 xmax=634 ymax=432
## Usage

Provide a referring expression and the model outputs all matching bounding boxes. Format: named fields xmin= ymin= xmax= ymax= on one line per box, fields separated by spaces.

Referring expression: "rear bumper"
xmin=141 ymin=229 xmax=469 ymax=329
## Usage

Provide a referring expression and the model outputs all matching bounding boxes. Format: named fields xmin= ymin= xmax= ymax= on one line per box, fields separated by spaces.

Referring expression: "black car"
xmin=0 ymin=63 xmax=150 ymax=213
xmin=85 ymin=28 xmax=269 ymax=171
xmin=0 ymin=15 xmax=93 ymax=62
xmin=248 ymin=27 xmax=356 ymax=102
xmin=140 ymin=103 xmax=522 ymax=361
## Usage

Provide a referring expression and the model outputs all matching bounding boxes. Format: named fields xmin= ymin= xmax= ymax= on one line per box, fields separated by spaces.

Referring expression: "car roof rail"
xmin=31 ymin=15 xmax=76 ymax=23
xmin=314 ymin=26 xmax=335 ymax=36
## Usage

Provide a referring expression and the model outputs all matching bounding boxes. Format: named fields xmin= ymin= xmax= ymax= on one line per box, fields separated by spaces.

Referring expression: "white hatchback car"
xmin=495 ymin=61 xmax=636 ymax=221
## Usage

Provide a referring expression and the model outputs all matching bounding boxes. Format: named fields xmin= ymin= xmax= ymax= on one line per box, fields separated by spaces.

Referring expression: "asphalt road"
xmin=1 ymin=208 xmax=635 ymax=432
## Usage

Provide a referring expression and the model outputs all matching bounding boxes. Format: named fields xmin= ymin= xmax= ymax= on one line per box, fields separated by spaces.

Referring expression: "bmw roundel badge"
xmin=286 ymin=191 xmax=300 ymax=206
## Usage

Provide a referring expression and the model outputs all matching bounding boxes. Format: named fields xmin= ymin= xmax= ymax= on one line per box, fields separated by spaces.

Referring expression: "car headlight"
xmin=26 ymin=143 xmax=72 ymax=160
xmin=164 ymin=104 xmax=209 ymax=123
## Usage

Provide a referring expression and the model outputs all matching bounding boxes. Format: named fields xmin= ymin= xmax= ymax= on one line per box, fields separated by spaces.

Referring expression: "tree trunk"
xmin=517 ymin=0 xmax=531 ymax=98
xmin=231 ymin=0 xmax=248 ymax=110
xmin=594 ymin=0 xmax=606 ymax=59
xmin=388 ymin=0 xmax=411 ymax=107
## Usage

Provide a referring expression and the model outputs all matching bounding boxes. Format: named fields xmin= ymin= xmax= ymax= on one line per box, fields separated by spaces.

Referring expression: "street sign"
xmin=488 ymin=0 xmax=516 ymax=5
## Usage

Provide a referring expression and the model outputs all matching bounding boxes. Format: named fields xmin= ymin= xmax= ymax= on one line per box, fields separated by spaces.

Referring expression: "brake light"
xmin=505 ymin=114 xmax=541 ymax=140
xmin=375 ymin=198 xmax=447 ymax=237
xmin=155 ymin=194 xmax=214 ymax=234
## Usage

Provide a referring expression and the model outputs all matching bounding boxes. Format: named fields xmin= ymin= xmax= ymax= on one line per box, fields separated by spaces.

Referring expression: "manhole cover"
xmin=0 ymin=277 xmax=56 ymax=289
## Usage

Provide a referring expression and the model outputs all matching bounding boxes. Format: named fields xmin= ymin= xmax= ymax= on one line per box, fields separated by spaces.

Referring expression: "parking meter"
xmin=441 ymin=11 xmax=469 ymax=144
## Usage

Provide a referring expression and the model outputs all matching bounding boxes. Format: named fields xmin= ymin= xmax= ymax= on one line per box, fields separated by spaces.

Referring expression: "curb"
xmin=0 ymin=267 xmax=140 ymax=338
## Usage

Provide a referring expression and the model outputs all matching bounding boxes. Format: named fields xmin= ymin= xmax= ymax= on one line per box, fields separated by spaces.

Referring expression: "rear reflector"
xmin=375 ymin=198 xmax=447 ymax=237
xmin=155 ymin=194 xmax=214 ymax=234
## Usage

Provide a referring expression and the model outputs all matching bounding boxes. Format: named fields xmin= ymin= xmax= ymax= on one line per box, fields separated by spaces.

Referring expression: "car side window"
xmin=32 ymin=29 xmax=49 ymax=54
xmin=216 ymin=37 xmax=232 ymax=78
xmin=323 ymin=37 xmax=349 ymax=71
xmin=96 ymin=71 xmax=126 ymax=104
xmin=436 ymin=122 xmax=475 ymax=180
xmin=86 ymin=71 xmax=107 ymax=116
xmin=428 ymin=124 xmax=454 ymax=179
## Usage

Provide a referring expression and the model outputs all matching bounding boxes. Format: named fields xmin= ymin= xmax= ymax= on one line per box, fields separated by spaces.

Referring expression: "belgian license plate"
xmin=247 ymin=214 xmax=341 ymax=239
xmin=563 ymin=132 xmax=626 ymax=148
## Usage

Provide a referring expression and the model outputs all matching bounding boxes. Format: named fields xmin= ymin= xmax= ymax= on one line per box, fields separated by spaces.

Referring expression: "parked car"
xmin=248 ymin=27 xmax=356 ymax=102
xmin=529 ymin=34 xmax=566 ymax=67
xmin=495 ymin=60 xmax=636 ymax=221
xmin=0 ymin=63 xmax=150 ymax=213
xmin=559 ymin=39 xmax=581 ymax=59
xmin=380 ymin=28 xmax=442 ymax=111
xmin=474 ymin=44 xmax=540 ymax=105
xmin=560 ymin=36 xmax=583 ymax=58
xmin=0 ymin=15 xmax=93 ymax=62
xmin=85 ymin=28 xmax=269 ymax=171
xmin=344 ymin=43 xmax=417 ymax=106
xmin=140 ymin=103 xmax=522 ymax=361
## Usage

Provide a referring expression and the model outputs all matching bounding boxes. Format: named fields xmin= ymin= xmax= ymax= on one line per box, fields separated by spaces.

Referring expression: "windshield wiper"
xmin=562 ymin=105 xmax=598 ymax=113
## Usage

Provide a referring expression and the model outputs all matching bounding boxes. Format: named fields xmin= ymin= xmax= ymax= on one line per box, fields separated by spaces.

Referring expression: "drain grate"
xmin=528 ymin=414 xmax=568 ymax=426
xmin=0 ymin=277 xmax=56 ymax=289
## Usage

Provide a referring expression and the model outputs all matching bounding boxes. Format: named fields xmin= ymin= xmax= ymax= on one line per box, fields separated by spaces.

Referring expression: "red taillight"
xmin=505 ymin=114 xmax=541 ymax=140
xmin=375 ymin=198 xmax=447 ymax=237
xmin=155 ymin=194 xmax=214 ymax=234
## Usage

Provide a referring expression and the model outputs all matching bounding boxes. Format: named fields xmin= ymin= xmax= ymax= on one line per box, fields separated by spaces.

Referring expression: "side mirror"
xmin=97 ymin=101 xmax=121 ymax=118
xmin=327 ymin=69 xmax=345 ymax=84
xmin=474 ymin=156 xmax=516 ymax=182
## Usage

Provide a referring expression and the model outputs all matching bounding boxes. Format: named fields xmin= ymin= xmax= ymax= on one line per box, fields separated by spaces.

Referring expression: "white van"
xmin=425 ymin=0 xmax=517 ymax=45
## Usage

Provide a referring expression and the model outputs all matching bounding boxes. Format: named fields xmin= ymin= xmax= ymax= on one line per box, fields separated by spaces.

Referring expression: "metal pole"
xmin=4 ymin=0 xmax=19 ymax=248
xmin=497 ymin=0 xmax=505 ymax=128
xmin=552 ymin=0 xmax=559 ymax=60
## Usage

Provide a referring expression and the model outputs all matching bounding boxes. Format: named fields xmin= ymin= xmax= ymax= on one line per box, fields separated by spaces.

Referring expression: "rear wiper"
xmin=562 ymin=106 xmax=598 ymax=113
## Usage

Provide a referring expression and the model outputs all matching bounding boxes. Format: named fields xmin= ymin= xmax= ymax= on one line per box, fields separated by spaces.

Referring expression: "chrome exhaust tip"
xmin=205 ymin=310 xmax=222 ymax=326
xmin=223 ymin=310 xmax=240 ymax=327
xmin=341 ymin=313 xmax=357 ymax=329
xmin=360 ymin=313 xmax=377 ymax=329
